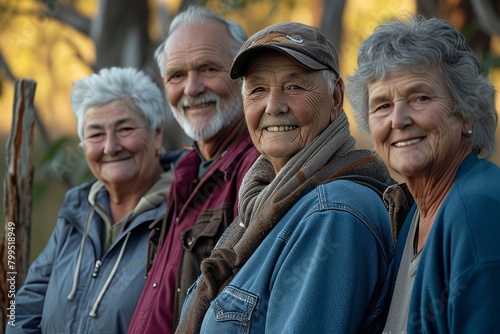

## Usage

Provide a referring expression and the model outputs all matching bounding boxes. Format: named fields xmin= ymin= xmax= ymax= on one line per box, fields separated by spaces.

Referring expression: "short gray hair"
xmin=71 ymin=67 xmax=165 ymax=143
xmin=155 ymin=6 xmax=247 ymax=78
xmin=322 ymin=69 xmax=339 ymax=97
xmin=347 ymin=15 xmax=498 ymax=158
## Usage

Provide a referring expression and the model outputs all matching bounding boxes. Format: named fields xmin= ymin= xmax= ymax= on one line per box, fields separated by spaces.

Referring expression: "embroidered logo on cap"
xmin=251 ymin=33 xmax=304 ymax=47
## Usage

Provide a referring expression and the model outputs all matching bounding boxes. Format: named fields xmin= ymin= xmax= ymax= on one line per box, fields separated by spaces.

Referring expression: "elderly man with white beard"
xmin=127 ymin=6 xmax=259 ymax=334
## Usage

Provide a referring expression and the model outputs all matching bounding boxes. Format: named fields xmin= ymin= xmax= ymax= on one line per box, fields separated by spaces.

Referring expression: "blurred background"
xmin=1 ymin=0 xmax=500 ymax=263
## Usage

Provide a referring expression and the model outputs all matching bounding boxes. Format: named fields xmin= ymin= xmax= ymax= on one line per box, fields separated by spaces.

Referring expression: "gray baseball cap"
xmin=230 ymin=21 xmax=340 ymax=79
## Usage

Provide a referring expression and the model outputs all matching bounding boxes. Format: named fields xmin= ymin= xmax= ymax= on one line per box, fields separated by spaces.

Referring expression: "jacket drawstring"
xmin=68 ymin=208 xmax=95 ymax=301
xmin=89 ymin=231 xmax=131 ymax=317
xmin=66 ymin=174 xmax=168 ymax=316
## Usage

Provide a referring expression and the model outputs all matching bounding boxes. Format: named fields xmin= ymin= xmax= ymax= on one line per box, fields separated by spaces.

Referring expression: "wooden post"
xmin=1 ymin=79 xmax=37 ymax=330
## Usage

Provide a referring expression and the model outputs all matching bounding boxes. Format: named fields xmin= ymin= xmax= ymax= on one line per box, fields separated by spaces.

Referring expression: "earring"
xmin=465 ymin=129 xmax=472 ymax=138
xmin=155 ymin=148 xmax=161 ymax=158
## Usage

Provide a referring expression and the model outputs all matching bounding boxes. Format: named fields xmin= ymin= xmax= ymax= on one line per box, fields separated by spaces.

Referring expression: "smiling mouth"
xmin=394 ymin=138 xmax=423 ymax=147
xmin=265 ymin=125 xmax=298 ymax=132
xmin=103 ymin=156 xmax=131 ymax=163
xmin=185 ymin=102 xmax=215 ymax=110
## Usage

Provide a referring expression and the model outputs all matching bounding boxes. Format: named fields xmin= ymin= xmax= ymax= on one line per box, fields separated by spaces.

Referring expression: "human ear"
xmin=330 ymin=78 xmax=345 ymax=121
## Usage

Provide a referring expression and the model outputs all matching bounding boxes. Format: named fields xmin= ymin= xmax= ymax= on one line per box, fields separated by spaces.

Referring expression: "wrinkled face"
xmin=83 ymin=99 xmax=163 ymax=187
xmin=367 ymin=68 xmax=468 ymax=179
xmin=242 ymin=50 xmax=338 ymax=172
xmin=162 ymin=20 xmax=242 ymax=141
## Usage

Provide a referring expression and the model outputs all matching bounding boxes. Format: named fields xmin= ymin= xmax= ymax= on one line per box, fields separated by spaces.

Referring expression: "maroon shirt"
xmin=128 ymin=133 xmax=259 ymax=334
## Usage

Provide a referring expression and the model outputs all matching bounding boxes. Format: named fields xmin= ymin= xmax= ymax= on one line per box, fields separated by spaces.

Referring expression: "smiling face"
xmin=83 ymin=99 xmax=163 ymax=188
xmin=242 ymin=50 xmax=338 ymax=172
xmin=161 ymin=20 xmax=242 ymax=141
xmin=367 ymin=68 xmax=469 ymax=179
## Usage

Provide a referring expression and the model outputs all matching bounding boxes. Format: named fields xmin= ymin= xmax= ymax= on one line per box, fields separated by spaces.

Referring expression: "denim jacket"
xmin=183 ymin=180 xmax=394 ymax=333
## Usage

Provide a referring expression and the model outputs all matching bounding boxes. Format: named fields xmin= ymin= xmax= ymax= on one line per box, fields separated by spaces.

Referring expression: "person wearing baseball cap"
xmin=176 ymin=22 xmax=403 ymax=334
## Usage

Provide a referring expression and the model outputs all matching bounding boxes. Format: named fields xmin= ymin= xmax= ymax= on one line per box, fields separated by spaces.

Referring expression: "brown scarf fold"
xmin=176 ymin=112 xmax=394 ymax=333
xmin=383 ymin=183 xmax=415 ymax=244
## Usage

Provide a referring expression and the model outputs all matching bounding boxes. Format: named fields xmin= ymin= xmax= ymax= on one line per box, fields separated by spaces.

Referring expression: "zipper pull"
xmin=92 ymin=260 xmax=102 ymax=278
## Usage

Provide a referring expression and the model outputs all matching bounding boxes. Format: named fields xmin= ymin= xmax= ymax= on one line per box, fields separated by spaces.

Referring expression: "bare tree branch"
xmin=49 ymin=5 xmax=91 ymax=35
xmin=64 ymin=36 xmax=94 ymax=71
xmin=0 ymin=3 xmax=91 ymax=35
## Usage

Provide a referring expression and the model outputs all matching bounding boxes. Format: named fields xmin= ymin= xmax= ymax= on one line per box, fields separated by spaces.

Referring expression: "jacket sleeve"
xmin=5 ymin=218 xmax=70 ymax=334
xmin=443 ymin=185 xmax=500 ymax=333
xmin=265 ymin=208 xmax=388 ymax=333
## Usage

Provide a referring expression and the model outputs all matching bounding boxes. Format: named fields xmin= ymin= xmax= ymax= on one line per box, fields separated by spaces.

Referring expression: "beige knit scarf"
xmin=176 ymin=112 xmax=394 ymax=333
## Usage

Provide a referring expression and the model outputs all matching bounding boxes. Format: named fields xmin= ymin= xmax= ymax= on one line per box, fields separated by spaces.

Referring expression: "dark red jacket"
xmin=128 ymin=132 xmax=259 ymax=334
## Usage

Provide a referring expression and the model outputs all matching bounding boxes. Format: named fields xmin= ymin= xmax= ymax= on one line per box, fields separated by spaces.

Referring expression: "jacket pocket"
xmin=208 ymin=286 xmax=258 ymax=333
xmin=181 ymin=204 xmax=234 ymax=258
xmin=176 ymin=205 xmax=234 ymax=327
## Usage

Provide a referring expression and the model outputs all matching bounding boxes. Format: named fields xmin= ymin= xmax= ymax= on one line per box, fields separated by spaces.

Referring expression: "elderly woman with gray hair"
xmin=7 ymin=67 xmax=183 ymax=334
xmin=347 ymin=15 xmax=500 ymax=333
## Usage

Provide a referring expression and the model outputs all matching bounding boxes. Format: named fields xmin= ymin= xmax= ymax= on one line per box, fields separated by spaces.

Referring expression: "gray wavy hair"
xmin=346 ymin=15 xmax=498 ymax=158
xmin=154 ymin=5 xmax=248 ymax=78
xmin=71 ymin=67 xmax=165 ymax=143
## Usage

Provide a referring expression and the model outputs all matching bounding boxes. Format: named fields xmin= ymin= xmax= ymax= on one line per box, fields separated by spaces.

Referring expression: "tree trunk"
xmin=91 ymin=0 xmax=151 ymax=71
xmin=1 ymin=79 xmax=37 ymax=330
xmin=320 ymin=0 xmax=346 ymax=51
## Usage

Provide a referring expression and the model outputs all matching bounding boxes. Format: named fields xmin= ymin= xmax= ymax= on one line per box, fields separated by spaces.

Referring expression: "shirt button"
xmin=153 ymin=282 xmax=157 ymax=288
xmin=177 ymin=288 xmax=181 ymax=293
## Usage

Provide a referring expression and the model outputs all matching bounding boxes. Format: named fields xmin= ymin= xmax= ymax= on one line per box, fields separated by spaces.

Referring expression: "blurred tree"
xmin=417 ymin=0 xmax=500 ymax=73
xmin=320 ymin=0 xmax=346 ymax=51
xmin=1 ymin=0 xmax=499 ymax=158
xmin=2 ymin=0 xmax=326 ymax=190
xmin=0 ymin=0 xmax=311 ymax=261
xmin=91 ymin=0 xmax=151 ymax=70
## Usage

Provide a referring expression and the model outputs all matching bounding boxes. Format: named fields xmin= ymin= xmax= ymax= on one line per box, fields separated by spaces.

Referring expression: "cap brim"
xmin=230 ymin=44 xmax=328 ymax=79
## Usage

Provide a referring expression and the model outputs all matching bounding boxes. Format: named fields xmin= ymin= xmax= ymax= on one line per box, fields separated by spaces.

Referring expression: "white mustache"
xmin=178 ymin=92 xmax=220 ymax=110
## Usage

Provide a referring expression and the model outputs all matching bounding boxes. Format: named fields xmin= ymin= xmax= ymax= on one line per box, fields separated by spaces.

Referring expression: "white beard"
xmin=171 ymin=90 xmax=242 ymax=141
